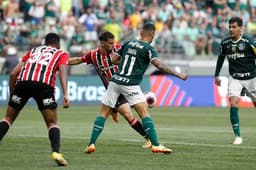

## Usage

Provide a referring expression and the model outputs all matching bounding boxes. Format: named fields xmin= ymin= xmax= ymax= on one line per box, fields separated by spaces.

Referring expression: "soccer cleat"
xmin=84 ymin=144 xmax=96 ymax=154
xmin=51 ymin=152 xmax=67 ymax=166
xmin=110 ymin=112 xmax=119 ymax=123
xmin=233 ymin=136 xmax=243 ymax=145
xmin=142 ymin=139 xmax=152 ymax=148
xmin=152 ymin=144 xmax=173 ymax=154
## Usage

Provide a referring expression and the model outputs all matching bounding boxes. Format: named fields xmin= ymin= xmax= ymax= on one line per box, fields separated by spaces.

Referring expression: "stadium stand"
xmin=0 ymin=0 xmax=253 ymax=75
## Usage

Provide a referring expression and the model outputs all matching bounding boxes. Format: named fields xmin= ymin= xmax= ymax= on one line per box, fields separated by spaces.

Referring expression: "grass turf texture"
xmin=0 ymin=106 xmax=255 ymax=170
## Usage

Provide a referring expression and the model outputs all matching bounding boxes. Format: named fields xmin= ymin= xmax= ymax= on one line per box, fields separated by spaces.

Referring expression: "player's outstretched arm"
xmin=68 ymin=57 xmax=83 ymax=65
xmin=151 ymin=58 xmax=188 ymax=80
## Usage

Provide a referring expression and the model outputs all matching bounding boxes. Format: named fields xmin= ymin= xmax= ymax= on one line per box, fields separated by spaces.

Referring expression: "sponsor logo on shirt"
xmin=232 ymin=72 xmax=250 ymax=77
xmin=227 ymin=53 xmax=245 ymax=60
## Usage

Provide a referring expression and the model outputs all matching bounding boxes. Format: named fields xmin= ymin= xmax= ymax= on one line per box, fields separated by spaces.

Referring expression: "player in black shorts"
xmin=0 ymin=33 xmax=70 ymax=166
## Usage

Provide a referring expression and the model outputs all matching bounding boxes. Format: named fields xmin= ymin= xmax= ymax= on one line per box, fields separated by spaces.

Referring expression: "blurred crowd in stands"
xmin=0 ymin=0 xmax=256 ymax=64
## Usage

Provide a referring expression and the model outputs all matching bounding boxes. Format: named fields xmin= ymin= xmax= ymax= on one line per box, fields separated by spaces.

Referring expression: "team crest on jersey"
xmin=238 ymin=43 xmax=245 ymax=50
xmin=231 ymin=46 xmax=236 ymax=52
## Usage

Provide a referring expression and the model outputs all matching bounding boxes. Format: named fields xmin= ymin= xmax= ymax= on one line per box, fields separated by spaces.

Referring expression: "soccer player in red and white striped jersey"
xmin=80 ymin=38 xmax=120 ymax=88
xmin=0 ymin=33 xmax=69 ymax=166
xmin=17 ymin=45 xmax=68 ymax=88
xmin=69 ymin=31 xmax=151 ymax=153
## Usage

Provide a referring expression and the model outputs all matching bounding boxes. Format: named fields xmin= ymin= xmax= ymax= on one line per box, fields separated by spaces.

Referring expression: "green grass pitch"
xmin=0 ymin=106 xmax=255 ymax=170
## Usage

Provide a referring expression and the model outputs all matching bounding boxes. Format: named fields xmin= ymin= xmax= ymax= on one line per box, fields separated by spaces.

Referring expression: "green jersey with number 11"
xmin=111 ymin=40 xmax=157 ymax=85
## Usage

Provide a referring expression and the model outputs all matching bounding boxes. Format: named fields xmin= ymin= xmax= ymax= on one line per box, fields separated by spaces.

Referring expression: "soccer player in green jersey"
xmin=69 ymin=31 xmax=151 ymax=153
xmin=214 ymin=17 xmax=256 ymax=145
xmin=85 ymin=22 xmax=188 ymax=154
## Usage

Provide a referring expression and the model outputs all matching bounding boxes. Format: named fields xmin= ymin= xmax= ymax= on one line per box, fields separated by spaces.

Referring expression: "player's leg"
xmin=41 ymin=108 xmax=60 ymax=152
xmin=115 ymin=94 xmax=151 ymax=147
xmin=85 ymin=82 xmax=119 ymax=153
xmin=40 ymin=108 xmax=67 ymax=166
xmin=122 ymin=85 xmax=172 ymax=153
xmin=36 ymin=83 xmax=67 ymax=166
xmin=133 ymin=102 xmax=159 ymax=144
xmin=228 ymin=76 xmax=243 ymax=144
xmin=0 ymin=106 xmax=20 ymax=141
xmin=133 ymin=102 xmax=172 ymax=153
xmin=229 ymin=96 xmax=242 ymax=144
xmin=0 ymin=81 xmax=29 ymax=141
xmin=110 ymin=108 xmax=119 ymax=123
xmin=242 ymin=78 xmax=256 ymax=107
xmin=86 ymin=104 xmax=112 ymax=146
xmin=118 ymin=103 xmax=146 ymax=137
xmin=244 ymin=90 xmax=256 ymax=107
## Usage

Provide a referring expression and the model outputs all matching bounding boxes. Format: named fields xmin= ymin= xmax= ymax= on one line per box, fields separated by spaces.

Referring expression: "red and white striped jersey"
xmin=81 ymin=44 xmax=120 ymax=88
xmin=17 ymin=45 xmax=69 ymax=88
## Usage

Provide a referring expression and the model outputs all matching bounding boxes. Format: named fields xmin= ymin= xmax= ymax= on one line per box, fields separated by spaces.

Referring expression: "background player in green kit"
xmin=214 ymin=16 xmax=256 ymax=145
xmin=85 ymin=22 xmax=188 ymax=154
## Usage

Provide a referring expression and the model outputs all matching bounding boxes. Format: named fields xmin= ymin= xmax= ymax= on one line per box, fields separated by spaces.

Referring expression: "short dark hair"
xmin=98 ymin=31 xmax=114 ymax=41
xmin=142 ymin=22 xmax=155 ymax=32
xmin=229 ymin=17 xmax=243 ymax=26
xmin=45 ymin=33 xmax=60 ymax=46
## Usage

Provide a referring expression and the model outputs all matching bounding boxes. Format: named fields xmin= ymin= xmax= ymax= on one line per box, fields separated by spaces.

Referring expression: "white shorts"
xmin=228 ymin=76 xmax=256 ymax=101
xmin=102 ymin=82 xmax=146 ymax=108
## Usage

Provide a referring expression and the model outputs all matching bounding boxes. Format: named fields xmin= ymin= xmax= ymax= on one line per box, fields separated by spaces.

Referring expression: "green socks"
xmin=230 ymin=107 xmax=240 ymax=137
xmin=142 ymin=117 xmax=159 ymax=146
xmin=89 ymin=116 xmax=105 ymax=145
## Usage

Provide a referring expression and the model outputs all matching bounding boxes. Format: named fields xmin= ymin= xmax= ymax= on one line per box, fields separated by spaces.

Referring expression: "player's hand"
xmin=214 ymin=77 xmax=221 ymax=86
xmin=179 ymin=74 xmax=188 ymax=80
xmin=63 ymin=95 xmax=70 ymax=108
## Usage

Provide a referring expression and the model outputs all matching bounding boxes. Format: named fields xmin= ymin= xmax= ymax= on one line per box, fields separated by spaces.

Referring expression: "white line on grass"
xmin=12 ymin=127 xmax=235 ymax=133
xmin=159 ymin=127 xmax=231 ymax=133
xmin=119 ymin=138 xmax=256 ymax=150
xmin=158 ymin=127 xmax=255 ymax=133
xmin=8 ymin=134 xmax=256 ymax=150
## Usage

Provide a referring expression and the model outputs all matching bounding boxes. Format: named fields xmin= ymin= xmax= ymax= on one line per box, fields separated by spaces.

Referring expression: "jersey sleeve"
xmin=148 ymin=46 xmax=158 ymax=62
xmin=81 ymin=51 xmax=92 ymax=64
xmin=214 ymin=41 xmax=225 ymax=77
xmin=22 ymin=50 xmax=32 ymax=62
xmin=58 ymin=52 xmax=69 ymax=66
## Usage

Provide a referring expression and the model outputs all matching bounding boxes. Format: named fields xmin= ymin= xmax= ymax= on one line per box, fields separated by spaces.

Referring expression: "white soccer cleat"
xmin=233 ymin=136 xmax=243 ymax=145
